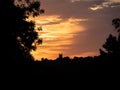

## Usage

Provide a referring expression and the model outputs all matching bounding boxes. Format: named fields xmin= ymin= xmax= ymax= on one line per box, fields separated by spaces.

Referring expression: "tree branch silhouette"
xmin=100 ymin=18 xmax=120 ymax=58
xmin=0 ymin=0 xmax=44 ymax=64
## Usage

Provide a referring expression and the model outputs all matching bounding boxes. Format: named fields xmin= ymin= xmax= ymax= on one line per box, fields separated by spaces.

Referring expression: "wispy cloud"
xmin=30 ymin=0 xmax=120 ymax=60
xmin=31 ymin=15 xmax=87 ymax=60
xmin=90 ymin=0 xmax=120 ymax=11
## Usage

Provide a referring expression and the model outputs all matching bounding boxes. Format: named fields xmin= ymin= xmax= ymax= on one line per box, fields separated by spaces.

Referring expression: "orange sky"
xmin=30 ymin=0 xmax=120 ymax=60
xmin=30 ymin=15 xmax=92 ymax=60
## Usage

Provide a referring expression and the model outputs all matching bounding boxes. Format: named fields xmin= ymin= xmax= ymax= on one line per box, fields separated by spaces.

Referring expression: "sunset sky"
xmin=31 ymin=0 xmax=120 ymax=60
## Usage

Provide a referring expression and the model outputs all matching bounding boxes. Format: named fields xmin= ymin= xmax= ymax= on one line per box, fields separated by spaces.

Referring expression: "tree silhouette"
xmin=100 ymin=18 xmax=120 ymax=57
xmin=0 ymin=0 xmax=44 ymax=64
xmin=112 ymin=18 xmax=120 ymax=32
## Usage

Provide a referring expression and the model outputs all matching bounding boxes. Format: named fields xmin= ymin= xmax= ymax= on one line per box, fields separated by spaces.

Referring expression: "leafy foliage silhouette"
xmin=100 ymin=18 xmax=120 ymax=58
xmin=112 ymin=18 xmax=120 ymax=32
xmin=1 ymin=0 xmax=119 ymax=79
xmin=0 ymin=0 xmax=44 ymax=64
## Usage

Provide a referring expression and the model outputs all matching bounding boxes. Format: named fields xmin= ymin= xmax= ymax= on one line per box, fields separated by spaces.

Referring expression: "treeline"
xmin=32 ymin=18 xmax=120 ymax=76
xmin=1 ymin=0 xmax=119 ymax=77
xmin=33 ymin=53 xmax=119 ymax=76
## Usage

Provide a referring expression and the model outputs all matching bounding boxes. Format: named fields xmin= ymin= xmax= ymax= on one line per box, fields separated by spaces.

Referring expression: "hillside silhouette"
xmin=1 ymin=0 xmax=120 ymax=79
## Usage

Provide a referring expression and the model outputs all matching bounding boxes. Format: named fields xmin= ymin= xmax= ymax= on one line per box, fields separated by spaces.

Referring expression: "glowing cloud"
xmin=90 ymin=0 xmax=120 ymax=11
xmin=31 ymin=15 xmax=87 ymax=60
